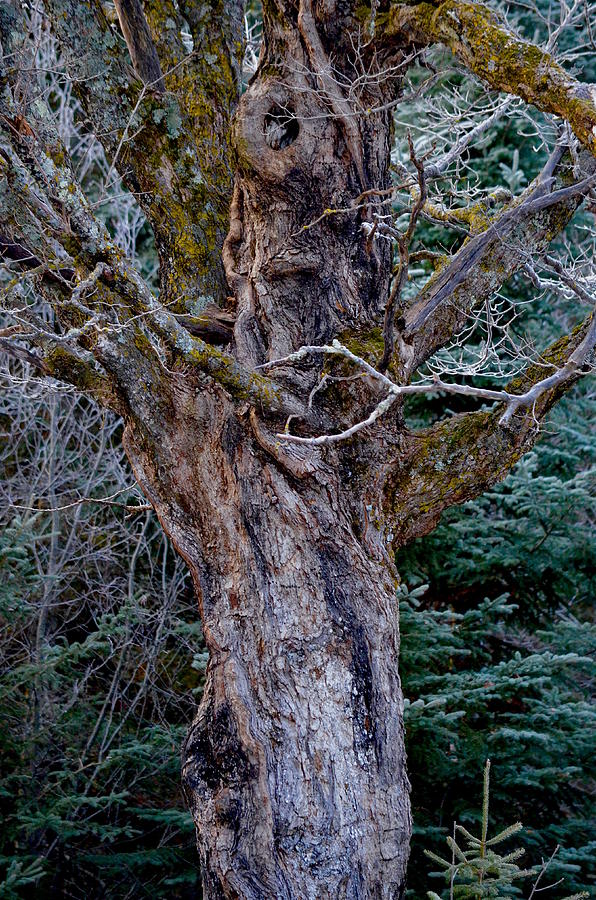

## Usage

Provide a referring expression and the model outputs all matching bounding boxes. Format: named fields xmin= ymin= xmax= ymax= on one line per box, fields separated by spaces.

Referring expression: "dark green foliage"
xmin=399 ymin=391 xmax=595 ymax=899
xmin=0 ymin=386 xmax=205 ymax=899
xmin=425 ymin=760 xmax=588 ymax=899
xmin=394 ymin=7 xmax=595 ymax=892
xmin=1 ymin=1 xmax=594 ymax=897
xmin=401 ymin=388 xmax=596 ymax=619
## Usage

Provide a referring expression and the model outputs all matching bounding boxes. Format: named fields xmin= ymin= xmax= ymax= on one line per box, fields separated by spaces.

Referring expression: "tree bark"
xmin=123 ymin=390 xmax=410 ymax=899
xmin=3 ymin=1 xmax=596 ymax=897
xmin=129 ymin=12 xmax=411 ymax=893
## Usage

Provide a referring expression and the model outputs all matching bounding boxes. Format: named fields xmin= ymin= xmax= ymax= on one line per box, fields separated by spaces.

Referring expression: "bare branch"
xmin=260 ymin=321 xmax=594 ymax=445
xmin=425 ymin=96 xmax=516 ymax=178
xmin=379 ymin=134 xmax=427 ymax=373
xmin=113 ymin=0 xmax=165 ymax=91
xmin=0 ymin=98 xmax=303 ymax=421
xmin=402 ymin=146 xmax=596 ymax=372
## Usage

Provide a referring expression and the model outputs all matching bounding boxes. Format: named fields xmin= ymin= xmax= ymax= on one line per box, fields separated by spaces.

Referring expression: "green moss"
xmin=341 ymin=326 xmax=385 ymax=362
xmin=387 ymin=0 xmax=596 ymax=153
xmin=186 ymin=344 xmax=282 ymax=407
xmin=45 ymin=347 xmax=111 ymax=400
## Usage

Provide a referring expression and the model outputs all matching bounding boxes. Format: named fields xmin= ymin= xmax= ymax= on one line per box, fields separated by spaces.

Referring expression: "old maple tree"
xmin=1 ymin=0 xmax=595 ymax=896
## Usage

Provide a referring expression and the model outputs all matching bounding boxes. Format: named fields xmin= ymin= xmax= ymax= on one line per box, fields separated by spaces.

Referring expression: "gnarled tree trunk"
xmin=164 ymin=9 xmax=412 ymax=894
xmin=2 ymin=0 xmax=596 ymax=896
xmin=124 ymin=393 xmax=410 ymax=897
xmin=127 ymin=13 xmax=414 ymax=893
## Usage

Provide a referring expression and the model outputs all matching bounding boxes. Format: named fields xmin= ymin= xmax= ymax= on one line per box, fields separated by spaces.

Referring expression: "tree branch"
xmin=379 ymin=134 xmax=427 ymax=373
xmin=39 ymin=0 xmax=239 ymax=306
xmin=382 ymin=314 xmax=595 ymax=546
xmin=0 ymin=101 xmax=304 ymax=423
xmin=385 ymin=0 xmax=596 ymax=155
xmin=114 ymin=0 xmax=165 ymax=91
xmin=260 ymin=320 xmax=594 ymax=444
xmin=401 ymin=146 xmax=596 ymax=373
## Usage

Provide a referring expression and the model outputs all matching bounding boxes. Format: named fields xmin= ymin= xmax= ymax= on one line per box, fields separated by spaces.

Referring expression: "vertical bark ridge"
xmin=114 ymin=0 xmax=165 ymax=90
xmin=229 ymin=7 xmax=404 ymax=363
xmin=122 ymin=388 xmax=411 ymax=899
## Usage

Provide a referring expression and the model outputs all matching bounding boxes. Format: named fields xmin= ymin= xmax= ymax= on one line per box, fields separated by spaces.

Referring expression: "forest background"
xmin=0 ymin=1 xmax=594 ymax=898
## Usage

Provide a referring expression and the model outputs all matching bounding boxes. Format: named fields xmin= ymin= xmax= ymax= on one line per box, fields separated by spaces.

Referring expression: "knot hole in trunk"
xmin=264 ymin=104 xmax=299 ymax=150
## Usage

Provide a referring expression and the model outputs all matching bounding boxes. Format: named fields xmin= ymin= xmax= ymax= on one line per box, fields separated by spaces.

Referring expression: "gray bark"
xmin=123 ymin=392 xmax=411 ymax=899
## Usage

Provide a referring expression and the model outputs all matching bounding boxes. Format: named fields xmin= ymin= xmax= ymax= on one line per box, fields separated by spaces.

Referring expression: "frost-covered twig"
xmin=260 ymin=332 xmax=595 ymax=444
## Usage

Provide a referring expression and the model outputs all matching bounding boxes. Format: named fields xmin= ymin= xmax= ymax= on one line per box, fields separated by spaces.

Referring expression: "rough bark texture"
xmin=2 ymin=0 xmax=596 ymax=897
xmin=123 ymin=392 xmax=410 ymax=898
xmin=114 ymin=0 xmax=165 ymax=91
xmin=227 ymin=4 xmax=396 ymax=365
xmin=125 ymin=5 xmax=414 ymax=894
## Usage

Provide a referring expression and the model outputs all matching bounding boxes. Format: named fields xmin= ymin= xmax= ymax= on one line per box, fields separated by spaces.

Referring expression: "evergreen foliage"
xmin=425 ymin=761 xmax=588 ymax=900
xmin=2 ymin=379 xmax=591 ymax=900
xmin=0 ymin=1 xmax=594 ymax=896
xmin=393 ymin=6 xmax=595 ymax=893
xmin=0 ymin=383 xmax=204 ymax=898
xmin=398 ymin=392 xmax=595 ymax=898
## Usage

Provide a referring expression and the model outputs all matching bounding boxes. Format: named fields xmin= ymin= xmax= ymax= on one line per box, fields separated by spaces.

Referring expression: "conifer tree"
xmin=425 ymin=761 xmax=588 ymax=900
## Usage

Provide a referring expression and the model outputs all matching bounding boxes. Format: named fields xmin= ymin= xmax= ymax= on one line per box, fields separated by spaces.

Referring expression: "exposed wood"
xmin=177 ymin=304 xmax=236 ymax=346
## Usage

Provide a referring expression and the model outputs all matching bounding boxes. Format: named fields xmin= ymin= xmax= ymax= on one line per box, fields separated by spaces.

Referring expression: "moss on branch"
xmin=384 ymin=0 xmax=596 ymax=154
xmin=44 ymin=346 xmax=121 ymax=408
xmin=43 ymin=0 xmax=241 ymax=308
xmin=383 ymin=318 xmax=593 ymax=547
xmin=403 ymin=150 xmax=592 ymax=371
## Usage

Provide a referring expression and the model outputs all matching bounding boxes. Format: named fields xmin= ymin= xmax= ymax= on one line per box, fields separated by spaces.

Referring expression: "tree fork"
xmin=116 ymin=7 xmax=415 ymax=892
xmin=2 ymin=0 xmax=596 ymax=897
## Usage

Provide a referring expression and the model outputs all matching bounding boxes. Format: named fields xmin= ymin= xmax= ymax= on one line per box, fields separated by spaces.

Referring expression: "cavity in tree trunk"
xmin=1 ymin=0 xmax=595 ymax=897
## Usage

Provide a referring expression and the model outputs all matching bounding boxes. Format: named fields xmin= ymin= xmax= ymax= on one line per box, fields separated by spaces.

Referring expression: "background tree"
xmin=1 ymin=0 xmax=595 ymax=897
